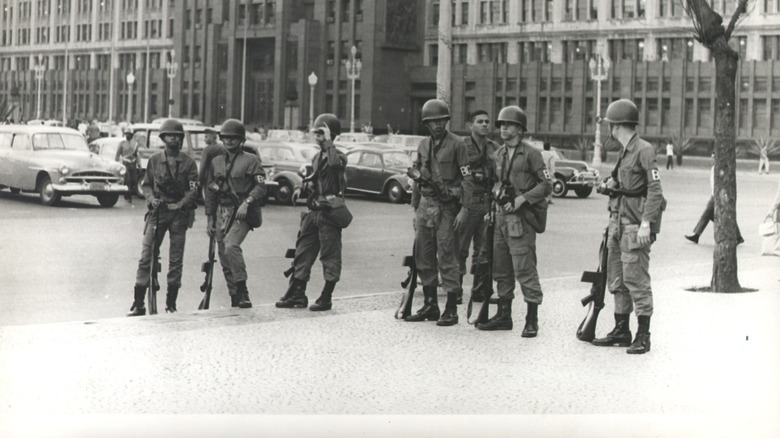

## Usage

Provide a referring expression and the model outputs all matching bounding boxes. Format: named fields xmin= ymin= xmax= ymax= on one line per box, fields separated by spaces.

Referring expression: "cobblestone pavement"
xmin=1 ymin=254 xmax=778 ymax=437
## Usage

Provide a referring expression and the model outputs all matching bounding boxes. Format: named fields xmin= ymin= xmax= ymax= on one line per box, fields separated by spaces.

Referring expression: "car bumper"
xmin=52 ymin=181 xmax=129 ymax=194
xmin=566 ymin=175 xmax=598 ymax=188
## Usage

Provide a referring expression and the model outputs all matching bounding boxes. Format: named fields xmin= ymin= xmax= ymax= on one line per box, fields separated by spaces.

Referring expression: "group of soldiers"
xmin=125 ymin=114 xmax=348 ymax=317
xmin=403 ymin=97 xmax=664 ymax=355
xmin=121 ymin=95 xmax=665 ymax=356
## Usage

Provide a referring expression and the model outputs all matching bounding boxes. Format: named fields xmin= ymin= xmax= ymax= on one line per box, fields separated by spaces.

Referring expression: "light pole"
xmin=126 ymin=71 xmax=136 ymax=123
xmin=589 ymin=50 xmax=611 ymax=166
xmin=33 ymin=55 xmax=46 ymax=120
xmin=308 ymin=71 xmax=318 ymax=128
xmin=345 ymin=45 xmax=362 ymax=133
xmin=165 ymin=50 xmax=178 ymax=118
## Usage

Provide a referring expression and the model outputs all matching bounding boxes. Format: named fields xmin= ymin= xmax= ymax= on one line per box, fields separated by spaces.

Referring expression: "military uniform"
xmin=135 ymin=151 xmax=199 ymax=290
xmin=606 ymin=134 xmax=664 ymax=318
xmin=115 ymin=138 xmax=140 ymax=198
xmin=205 ymin=149 xmax=267 ymax=302
xmin=491 ymin=141 xmax=551 ymax=305
xmin=456 ymin=135 xmax=499 ymax=301
xmin=199 ymin=141 xmax=227 ymax=191
xmin=412 ymin=131 xmax=470 ymax=297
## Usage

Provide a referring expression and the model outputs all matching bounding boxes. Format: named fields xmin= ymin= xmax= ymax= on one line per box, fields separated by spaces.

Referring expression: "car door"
xmin=0 ymin=132 xmax=13 ymax=186
xmin=10 ymin=133 xmax=34 ymax=189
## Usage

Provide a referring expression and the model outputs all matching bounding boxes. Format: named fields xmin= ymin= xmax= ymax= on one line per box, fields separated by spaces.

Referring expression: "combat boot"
xmin=404 ymin=286 xmax=440 ymax=322
xmin=237 ymin=280 xmax=252 ymax=309
xmin=309 ymin=280 xmax=335 ymax=311
xmin=276 ymin=277 xmax=308 ymax=308
xmin=127 ymin=285 xmax=147 ymax=317
xmin=476 ymin=298 xmax=512 ymax=331
xmin=627 ymin=315 xmax=651 ymax=354
xmin=592 ymin=313 xmax=632 ymax=347
xmin=521 ymin=302 xmax=539 ymax=338
xmin=165 ymin=285 xmax=179 ymax=313
xmin=230 ymin=293 xmax=240 ymax=308
xmin=436 ymin=292 xmax=459 ymax=326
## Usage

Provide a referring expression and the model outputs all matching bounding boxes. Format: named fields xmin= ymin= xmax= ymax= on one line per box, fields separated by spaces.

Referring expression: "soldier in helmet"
xmin=204 ymin=119 xmax=267 ymax=308
xmin=127 ymin=119 xmax=199 ymax=316
xmin=115 ymin=128 xmax=140 ymax=202
xmin=591 ymin=99 xmax=665 ymax=354
xmin=198 ymin=126 xmax=225 ymax=201
xmin=276 ymin=113 xmax=348 ymax=311
xmin=404 ymin=99 xmax=470 ymax=326
xmin=454 ymin=109 xmax=499 ymax=304
xmin=477 ymin=106 xmax=551 ymax=334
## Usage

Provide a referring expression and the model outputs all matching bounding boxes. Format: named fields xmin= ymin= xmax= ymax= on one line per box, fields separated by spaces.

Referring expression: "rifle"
xmin=198 ymin=232 xmax=217 ymax=310
xmin=147 ymin=207 xmax=161 ymax=315
xmin=468 ymin=201 xmax=496 ymax=325
xmin=394 ymin=241 xmax=417 ymax=320
xmin=576 ymin=226 xmax=609 ymax=342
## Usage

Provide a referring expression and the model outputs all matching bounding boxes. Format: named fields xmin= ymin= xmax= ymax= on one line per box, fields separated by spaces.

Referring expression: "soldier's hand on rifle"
xmin=502 ymin=194 xmax=527 ymax=213
xmin=637 ymin=221 xmax=652 ymax=247
xmin=207 ymin=215 xmax=216 ymax=238
xmin=149 ymin=198 xmax=162 ymax=210
xmin=236 ymin=201 xmax=249 ymax=221
xmin=453 ymin=207 xmax=468 ymax=231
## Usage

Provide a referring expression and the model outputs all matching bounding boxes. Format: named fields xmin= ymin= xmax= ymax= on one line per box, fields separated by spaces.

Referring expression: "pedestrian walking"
xmin=665 ymin=141 xmax=675 ymax=170
xmin=127 ymin=119 xmax=199 ymax=316
xmin=115 ymin=129 xmax=140 ymax=202
xmin=204 ymin=119 xmax=267 ymax=308
xmin=685 ymin=154 xmax=743 ymax=245
xmin=540 ymin=142 xmax=557 ymax=204
xmin=758 ymin=144 xmax=770 ymax=174
xmin=591 ymin=99 xmax=665 ymax=354
xmin=404 ymin=99 xmax=470 ymax=326
xmin=476 ymin=106 xmax=551 ymax=334
xmin=276 ymin=114 xmax=349 ymax=312
xmin=453 ymin=110 xmax=499 ymax=305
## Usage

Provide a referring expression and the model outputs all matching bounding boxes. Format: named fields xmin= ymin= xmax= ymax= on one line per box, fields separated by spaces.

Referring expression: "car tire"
xmin=574 ymin=187 xmax=593 ymax=198
xmin=276 ymin=179 xmax=295 ymax=205
xmin=38 ymin=175 xmax=61 ymax=206
xmin=96 ymin=193 xmax=120 ymax=207
xmin=386 ymin=181 xmax=405 ymax=204
xmin=9 ymin=187 xmax=21 ymax=194
xmin=552 ymin=176 xmax=568 ymax=198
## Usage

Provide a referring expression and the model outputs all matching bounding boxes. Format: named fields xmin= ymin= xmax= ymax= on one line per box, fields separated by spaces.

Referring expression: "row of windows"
xmin=1 ymin=18 xmax=169 ymax=45
xmin=325 ymin=0 xmax=365 ymax=23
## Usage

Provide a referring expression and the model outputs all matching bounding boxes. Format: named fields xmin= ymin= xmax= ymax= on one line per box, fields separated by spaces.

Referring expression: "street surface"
xmin=0 ymin=163 xmax=778 ymax=437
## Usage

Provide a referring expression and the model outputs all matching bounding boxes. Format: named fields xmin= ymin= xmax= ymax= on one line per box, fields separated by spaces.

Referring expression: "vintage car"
xmin=333 ymin=132 xmax=373 ymax=149
xmin=385 ymin=134 xmax=427 ymax=157
xmin=547 ymin=149 xmax=600 ymax=198
xmin=344 ymin=146 xmax=413 ymax=203
xmin=0 ymin=125 xmax=128 ymax=207
xmin=256 ymin=141 xmax=319 ymax=205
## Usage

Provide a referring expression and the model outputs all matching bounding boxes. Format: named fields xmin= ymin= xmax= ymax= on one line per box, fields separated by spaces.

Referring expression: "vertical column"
xmin=436 ymin=0 xmax=452 ymax=104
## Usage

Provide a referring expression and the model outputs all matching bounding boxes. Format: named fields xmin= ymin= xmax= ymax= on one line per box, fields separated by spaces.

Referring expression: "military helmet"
xmin=312 ymin=113 xmax=342 ymax=137
xmin=421 ymin=99 xmax=450 ymax=122
xmin=495 ymin=106 xmax=527 ymax=130
xmin=158 ymin=119 xmax=185 ymax=138
xmin=219 ymin=118 xmax=246 ymax=139
xmin=603 ymin=99 xmax=640 ymax=125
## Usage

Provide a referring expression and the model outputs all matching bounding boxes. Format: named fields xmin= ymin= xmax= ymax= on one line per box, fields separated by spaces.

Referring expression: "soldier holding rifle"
xmin=477 ymin=106 xmax=551 ymax=335
xmin=591 ymin=99 xmax=664 ymax=354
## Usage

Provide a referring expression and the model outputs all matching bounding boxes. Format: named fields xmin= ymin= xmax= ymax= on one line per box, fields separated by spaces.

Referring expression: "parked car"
xmin=545 ymin=149 xmax=600 ymax=198
xmin=333 ymin=132 xmax=373 ymax=149
xmin=265 ymin=129 xmax=313 ymax=144
xmin=0 ymin=125 xmax=128 ymax=206
xmin=256 ymin=142 xmax=319 ymax=205
xmin=344 ymin=146 xmax=413 ymax=203
xmin=88 ymin=137 xmax=124 ymax=161
xmin=385 ymin=134 xmax=427 ymax=157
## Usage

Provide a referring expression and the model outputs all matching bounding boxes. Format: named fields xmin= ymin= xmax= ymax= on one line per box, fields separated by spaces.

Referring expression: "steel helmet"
xmin=495 ymin=106 xmax=527 ymax=130
xmin=219 ymin=118 xmax=246 ymax=139
xmin=158 ymin=119 xmax=185 ymax=138
xmin=603 ymin=99 xmax=640 ymax=125
xmin=313 ymin=113 xmax=342 ymax=137
xmin=421 ymin=99 xmax=450 ymax=122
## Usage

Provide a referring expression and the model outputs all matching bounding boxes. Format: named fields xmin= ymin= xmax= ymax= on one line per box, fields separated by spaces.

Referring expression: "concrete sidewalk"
xmin=1 ymin=255 xmax=778 ymax=437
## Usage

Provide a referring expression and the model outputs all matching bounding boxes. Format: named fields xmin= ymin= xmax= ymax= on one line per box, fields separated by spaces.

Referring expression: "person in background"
xmin=685 ymin=154 xmax=744 ymax=245
xmin=540 ymin=142 xmax=557 ymax=205
xmin=665 ymin=141 xmax=675 ymax=170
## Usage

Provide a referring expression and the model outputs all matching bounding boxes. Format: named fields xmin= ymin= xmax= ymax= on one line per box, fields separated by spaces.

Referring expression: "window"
xmin=341 ymin=0 xmax=350 ymax=22
xmin=461 ymin=2 xmax=469 ymax=24
xmin=455 ymin=44 xmax=468 ymax=64
xmin=739 ymin=99 xmax=749 ymax=129
xmin=477 ymin=42 xmax=507 ymax=62
xmin=359 ymin=153 xmax=382 ymax=168
xmin=647 ymin=99 xmax=659 ymax=126
xmin=762 ymin=36 xmax=780 ymax=60
xmin=754 ymin=99 xmax=768 ymax=130
xmin=698 ymin=98 xmax=712 ymax=129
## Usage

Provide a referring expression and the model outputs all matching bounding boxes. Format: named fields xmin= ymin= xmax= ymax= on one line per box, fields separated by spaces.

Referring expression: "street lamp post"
xmin=165 ymin=50 xmax=178 ymax=118
xmin=589 ymin=49 xmax=611 ymax=166
xmin=345 ymin=45 xmax=362 ymax=133
xmin=126 ymin=71 xmax=136 ymax=123
xmin=308 ymin=71 xmax=318 ymax=128
xmin=33 ymin=55 xmax=46 ymax=120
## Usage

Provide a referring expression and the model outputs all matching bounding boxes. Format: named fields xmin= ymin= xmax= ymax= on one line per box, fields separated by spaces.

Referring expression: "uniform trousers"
xmin=135 ymin=208 xmax=189 ymax=288
xmin=216 ymin=205 xmax=252 ymax=295
xmin=456 ymin=195 xmax=490 ymax=276
xmin=293 ymin=210 xmax=342 ymax=283
xmin=606 ymin=216 xmax=654 ymax=316
xmin=415 ymin=195 xmax=460 ymax=293
xmin=492 ymin=212 xmax=543 ymax=303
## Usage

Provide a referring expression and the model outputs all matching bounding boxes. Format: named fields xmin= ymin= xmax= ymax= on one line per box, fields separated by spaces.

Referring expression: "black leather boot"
xmin=276 ymin=277 xmax=308 ymax=308
xmin=165 ymin=285 xmax=179 ymax=313
xmin=404 ymin=286 xmax=440 ymax=322
xmin=436 ymin=292 xmax=459 ymax=326
xmin=309 ymin=280 xmax=335 ymax=311
xmin=127 ymin=285 xmax=147 ymax=317
xmin=592 ymin=313 xmax=632 ymax=347
xmin=230 ymin=293 xmax=240 ymax=308
xmin=627 ymin=315 xmax=651 ymax=354
xmin=521 ymin=302 xmax=539 ymax=338
xmin=476 ymin=298 xmax=513 ymax=331
xmin=237 ymin=280 xmax=252 ymax=309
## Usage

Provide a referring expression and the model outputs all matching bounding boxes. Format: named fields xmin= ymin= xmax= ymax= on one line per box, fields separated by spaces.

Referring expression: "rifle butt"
xmin=576 ymin=302 xmax=602 ymax=342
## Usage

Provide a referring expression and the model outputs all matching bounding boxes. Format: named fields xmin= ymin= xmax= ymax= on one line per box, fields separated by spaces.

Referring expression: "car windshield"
xmin=32 ymin=133 xmax=89 ymax=151
xmin=101 ymin=142 xmax=119 ymax=158
xmin=383 ymin=152 xmax=412 ymax=168
xmin=190 ymin=132 xmax=208 ymax=150
xmin=299 ymin=148 xmax=318 ymax=160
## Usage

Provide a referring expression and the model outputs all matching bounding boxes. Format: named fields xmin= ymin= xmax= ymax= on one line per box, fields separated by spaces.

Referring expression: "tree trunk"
xmin=710 ymin=38 xmax=741 ymax=292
